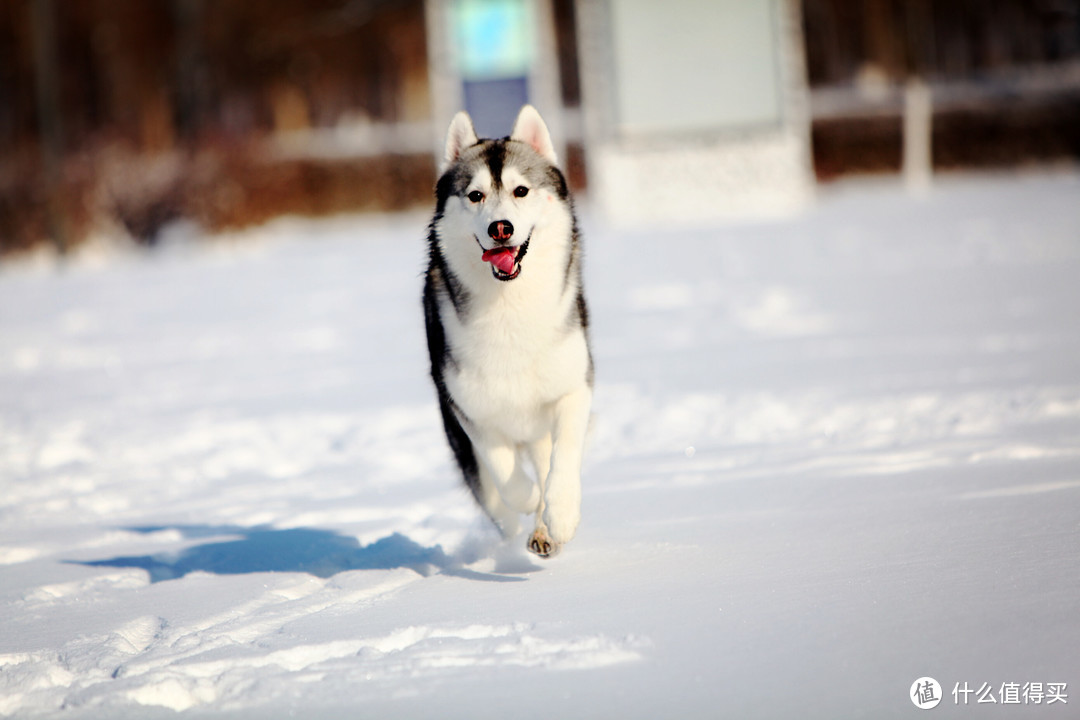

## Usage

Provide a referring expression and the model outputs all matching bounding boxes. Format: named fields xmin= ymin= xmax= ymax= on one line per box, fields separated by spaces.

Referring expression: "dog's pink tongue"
xmin=482 ymin=247 xmax=516 ymax=274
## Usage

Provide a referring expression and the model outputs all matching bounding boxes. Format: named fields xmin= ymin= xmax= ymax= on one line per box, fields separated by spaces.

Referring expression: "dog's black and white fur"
xmin=423 ymin=105 xmax=593 ymax=557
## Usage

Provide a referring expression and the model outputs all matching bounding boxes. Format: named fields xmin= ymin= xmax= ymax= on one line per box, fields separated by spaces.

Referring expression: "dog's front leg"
xmin=542 ymin=384 xmax=592 ymax=546
xmin=525 ymin=434 xmax=555 ymax=556
xmin=471 ymin=437 xmax=540 ymax=517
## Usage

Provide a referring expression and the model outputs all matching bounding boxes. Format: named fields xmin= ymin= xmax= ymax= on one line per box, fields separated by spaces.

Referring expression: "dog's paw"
xmin=527 ymin=528 xmax=560 ymax=558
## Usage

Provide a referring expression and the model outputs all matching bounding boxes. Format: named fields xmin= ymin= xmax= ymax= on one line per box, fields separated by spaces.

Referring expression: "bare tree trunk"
xmin=172 ymin=0 xmax=205 ymax=143
xmin=30 ymin=0 xmax=67 ymax=254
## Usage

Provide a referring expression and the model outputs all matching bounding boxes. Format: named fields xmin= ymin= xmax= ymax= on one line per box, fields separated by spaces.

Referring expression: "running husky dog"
xmin=423 ymin=105 xmax=593 ymax=557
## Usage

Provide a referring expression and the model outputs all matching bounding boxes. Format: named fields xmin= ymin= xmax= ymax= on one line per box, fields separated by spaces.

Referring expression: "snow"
xmin=2 ymin=171 xmax=1080 ymax=718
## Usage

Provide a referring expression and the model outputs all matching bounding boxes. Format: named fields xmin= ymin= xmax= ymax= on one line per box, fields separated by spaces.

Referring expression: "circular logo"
xmin=911 ymin=677 xmax=942 ymax=709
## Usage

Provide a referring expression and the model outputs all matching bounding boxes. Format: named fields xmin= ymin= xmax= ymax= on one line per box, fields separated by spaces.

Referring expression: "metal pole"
xmin=903 ymin=77 xmax=933 ymax=193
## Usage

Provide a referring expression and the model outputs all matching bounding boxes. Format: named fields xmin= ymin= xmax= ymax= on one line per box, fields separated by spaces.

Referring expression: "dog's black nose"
xmin=488 ymin=220 xmax=514 ymax=243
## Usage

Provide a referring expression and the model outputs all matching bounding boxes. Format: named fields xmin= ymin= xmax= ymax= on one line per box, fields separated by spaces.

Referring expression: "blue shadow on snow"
xmin=71 ymin=525 xmax=523 ymax=583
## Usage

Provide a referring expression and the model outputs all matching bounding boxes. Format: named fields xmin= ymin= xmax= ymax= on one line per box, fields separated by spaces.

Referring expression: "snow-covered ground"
xmin=2 ymin=171 xmax=1079 ymax=718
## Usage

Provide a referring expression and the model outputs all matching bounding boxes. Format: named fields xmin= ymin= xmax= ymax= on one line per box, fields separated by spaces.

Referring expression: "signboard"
xmin=451 ymin=0 xmax=534 ymax=137
xmin=609 ymin=0 xmax=783 ymax=135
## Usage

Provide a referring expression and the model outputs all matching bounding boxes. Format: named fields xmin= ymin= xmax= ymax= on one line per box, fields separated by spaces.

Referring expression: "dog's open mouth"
xmin=481 ymin=242 xmax=528 ymax=281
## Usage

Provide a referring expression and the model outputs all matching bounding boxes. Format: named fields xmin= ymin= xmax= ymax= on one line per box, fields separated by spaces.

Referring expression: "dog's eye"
xmin=513 ymin=186 xmax=529 ymax=198
xmin=467 ymin=190 xmax=484 ymax=203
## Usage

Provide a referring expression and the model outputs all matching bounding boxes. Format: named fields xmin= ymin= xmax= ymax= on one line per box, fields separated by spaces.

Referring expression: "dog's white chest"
xmin=444 ymin=291 xmax=588 ymax=442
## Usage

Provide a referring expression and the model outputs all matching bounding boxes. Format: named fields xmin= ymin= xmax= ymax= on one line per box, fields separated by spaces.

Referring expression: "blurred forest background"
xmin=1 ymin=0 xmax=1079 ymax=256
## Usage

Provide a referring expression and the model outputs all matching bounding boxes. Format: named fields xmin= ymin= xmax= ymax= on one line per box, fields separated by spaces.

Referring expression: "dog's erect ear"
xmin=511 ymin=105 xmax=557 ymax=165
xmin=444 ymin=111 xmax=478 ymax=170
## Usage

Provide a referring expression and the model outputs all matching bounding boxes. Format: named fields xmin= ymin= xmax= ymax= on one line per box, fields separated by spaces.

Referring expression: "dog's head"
xmin=435 ymin=106 xmax=571 ymax=283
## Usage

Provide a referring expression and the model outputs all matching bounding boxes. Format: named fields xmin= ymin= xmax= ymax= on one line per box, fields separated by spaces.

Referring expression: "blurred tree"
xmin=30 ymin=0 xmax=66 ymax=252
